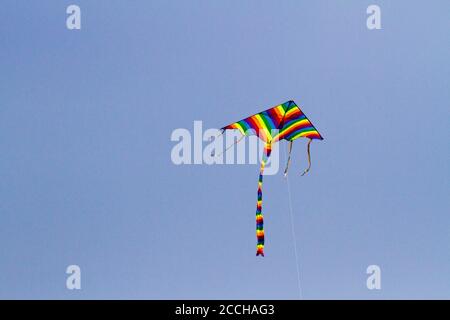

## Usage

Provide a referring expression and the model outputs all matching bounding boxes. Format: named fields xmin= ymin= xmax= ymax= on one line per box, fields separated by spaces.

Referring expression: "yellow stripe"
xmin=289 ymin=130 xmax=317 ymax=140
xmin=254 ymin=114 xmax=272 ymax=140
xmin=233 ymin=123 xmax=246 ymax=135
xmin=274 ymin=105 xmax=285 ymax=119
xmin=285 ymin=108 xmax=297 ymax=118
xmin=277 ymin=105 xmax=286 ymax=115
xmin=280 ymin=119 xmax=310 ymax=133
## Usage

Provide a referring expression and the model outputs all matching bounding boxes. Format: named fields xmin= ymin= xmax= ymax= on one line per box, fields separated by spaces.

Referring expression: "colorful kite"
xmin=220 ymin=100 xmax=323 ymax=256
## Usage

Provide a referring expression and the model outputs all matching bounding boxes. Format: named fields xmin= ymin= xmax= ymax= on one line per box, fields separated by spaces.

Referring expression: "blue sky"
xmin=0 ymin=1 xmax=449 ymax=299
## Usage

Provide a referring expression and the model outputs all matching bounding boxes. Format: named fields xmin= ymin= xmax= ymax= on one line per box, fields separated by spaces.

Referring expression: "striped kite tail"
xmin=256 ymin=143 xmax=272 ymax=257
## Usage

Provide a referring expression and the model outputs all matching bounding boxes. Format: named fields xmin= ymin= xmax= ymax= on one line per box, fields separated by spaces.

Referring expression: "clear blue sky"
xmin=0 ymin=1 xmax=449 ymax=299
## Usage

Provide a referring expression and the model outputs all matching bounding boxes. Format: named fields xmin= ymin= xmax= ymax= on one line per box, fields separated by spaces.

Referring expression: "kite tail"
xmin=301 ymin=139 xmax=312 ymax=176
xmin=256 ymin=143 xmax=272 ymax=257
xmin=283 ymin=140 xmax=294 ymax=177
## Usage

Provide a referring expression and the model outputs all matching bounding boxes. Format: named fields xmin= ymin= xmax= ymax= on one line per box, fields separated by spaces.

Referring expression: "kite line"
xmin=285 ymin=145 xmax=303 ymax=300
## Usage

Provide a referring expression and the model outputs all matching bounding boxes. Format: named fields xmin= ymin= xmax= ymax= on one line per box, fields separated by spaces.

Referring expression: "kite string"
xmin=284 ymin=144 xmax=303 ymax=299
xmin=272 ymin=4 xmax=301 ymax=296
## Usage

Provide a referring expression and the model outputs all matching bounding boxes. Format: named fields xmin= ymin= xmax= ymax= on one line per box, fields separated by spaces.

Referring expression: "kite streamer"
xmin=220 ymin=100 xmax=323 ymax=256
xmin=301 ymin=139 xmax=312 ymax=176
xmin=256 ymin=143 xmax=272 ymax=256
xmin=284 ymin=140 xmax=294 ymax=177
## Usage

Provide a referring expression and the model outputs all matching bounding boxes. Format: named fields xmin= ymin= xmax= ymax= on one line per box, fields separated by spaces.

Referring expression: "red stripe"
xmin=281 ymin=121 xmax=313 ymax=138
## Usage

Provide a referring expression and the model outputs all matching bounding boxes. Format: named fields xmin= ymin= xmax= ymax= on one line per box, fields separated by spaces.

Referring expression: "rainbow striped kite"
xmin=220 ymin=100 xmax=323 ymax=257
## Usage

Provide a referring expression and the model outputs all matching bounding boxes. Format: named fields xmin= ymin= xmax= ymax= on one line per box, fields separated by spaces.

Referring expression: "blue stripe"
xmin=285 ymin=126 xmax=315 ymax=140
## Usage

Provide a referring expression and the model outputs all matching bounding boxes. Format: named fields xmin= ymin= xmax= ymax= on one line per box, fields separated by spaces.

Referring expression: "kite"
xmin=219 ymin=100 xmax=323 ymax=257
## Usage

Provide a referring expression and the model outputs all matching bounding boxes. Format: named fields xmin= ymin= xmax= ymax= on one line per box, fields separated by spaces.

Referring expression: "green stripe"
xmin=289 ymin=129 xmax=317 ymax=140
